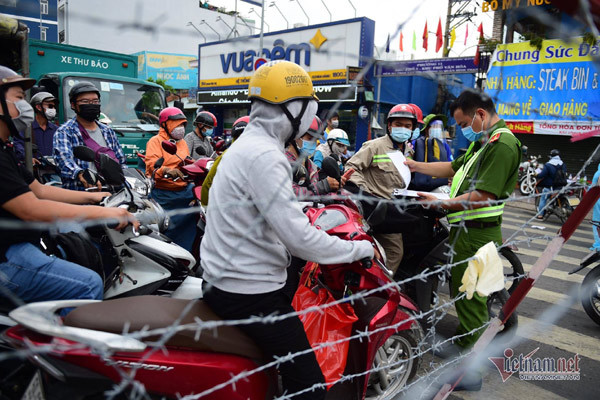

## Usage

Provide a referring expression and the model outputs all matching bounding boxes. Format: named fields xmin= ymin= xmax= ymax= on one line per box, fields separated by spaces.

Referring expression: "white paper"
xmin=387 ymin=151 xmax=411 ymax=188
xmin=392 ymin=188 xmax=450 ymax=200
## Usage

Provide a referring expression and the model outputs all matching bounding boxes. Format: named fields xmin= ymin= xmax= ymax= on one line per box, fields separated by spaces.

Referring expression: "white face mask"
xmin=44 ymin=107 xmax=57 ymax=120
xmin=331 ymin=142 xmax=346 ymax=156
xmin=331 ymin=119 xmax=339 ymax=129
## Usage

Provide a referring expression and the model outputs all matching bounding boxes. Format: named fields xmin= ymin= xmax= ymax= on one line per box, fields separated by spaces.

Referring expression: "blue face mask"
xmin=203 ymin=128 xmax=214 ymax=138
xmin=301 ymin=139 xmax=317 ymax=155
xmin=390 ymin=127 xmax=412 ymax=143
xmin=410 ymin=127 xmax=420 ymax=140
xmin=462 ymin=114 xmax=483 ymax=142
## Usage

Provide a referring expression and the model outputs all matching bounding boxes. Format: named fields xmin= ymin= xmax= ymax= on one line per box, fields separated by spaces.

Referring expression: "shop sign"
xmin=197 ymin=85 xmax=357 ymax=104
xmin=376 ymin=57 xmax=478 ymax=77
xmin=198 ymin=18 xmax=374 ymax=89
xmin=486 ymin=37 xmax=600 ymax=136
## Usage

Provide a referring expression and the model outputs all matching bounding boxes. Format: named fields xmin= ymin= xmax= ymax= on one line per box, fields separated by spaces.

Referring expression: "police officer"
xmin=406 ymin=89 xmax=521 ymax=390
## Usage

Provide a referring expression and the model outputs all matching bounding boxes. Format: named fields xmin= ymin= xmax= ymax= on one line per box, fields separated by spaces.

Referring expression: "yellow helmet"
xmin=248 ymin=60 xmax=318 ymax=104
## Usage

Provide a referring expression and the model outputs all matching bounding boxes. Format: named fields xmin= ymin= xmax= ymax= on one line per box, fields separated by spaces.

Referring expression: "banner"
xmin=134 ymin=51 xmax=197 ymax=89
xmin=486 ymin=37 xmax=600 ymax=137
xmin=377 ymin=57 xmax=478 ymax=76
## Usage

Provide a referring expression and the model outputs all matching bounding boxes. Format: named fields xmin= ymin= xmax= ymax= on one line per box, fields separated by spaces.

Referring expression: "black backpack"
xmin=41 ymin=232 xmax=105 ymax=283
xmin=553 ymin=165 xmax=567 ymax=187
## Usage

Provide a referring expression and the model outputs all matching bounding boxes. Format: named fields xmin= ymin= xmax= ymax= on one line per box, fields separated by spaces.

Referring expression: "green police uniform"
xmin=447 ymin=120 xmax=521 ymax=348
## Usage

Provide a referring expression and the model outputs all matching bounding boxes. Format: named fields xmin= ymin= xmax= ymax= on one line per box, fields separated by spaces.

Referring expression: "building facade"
xmin=0 ymin=0 xmax=58 ymax=42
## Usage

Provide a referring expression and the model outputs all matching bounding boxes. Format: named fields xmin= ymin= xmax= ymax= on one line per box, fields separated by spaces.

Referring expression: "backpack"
xmin=553 ymin=165 xmax=567 ymax=187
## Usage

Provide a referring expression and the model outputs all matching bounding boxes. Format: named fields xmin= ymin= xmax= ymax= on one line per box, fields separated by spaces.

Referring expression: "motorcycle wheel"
xmin=581 ymin=266 xmax=600 ymax=326
xmin=519 ymin=175 xmax=536 ymax=196
xmin=487 ymin=289 xmax=518 ymax=342
xmin=559 ymin=201 xmax=573 ymax=224
xmin=365 ymin=309 xmax=423 ymax=400
xmin=499 ymin=247 xmax=524 ymax=294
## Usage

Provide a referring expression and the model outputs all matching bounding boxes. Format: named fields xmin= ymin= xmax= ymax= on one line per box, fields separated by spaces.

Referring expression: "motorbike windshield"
xmin=314 ymin=209 xmax=348 ymax=231
xmin=63 ymin=77 xmax=165 ymax=128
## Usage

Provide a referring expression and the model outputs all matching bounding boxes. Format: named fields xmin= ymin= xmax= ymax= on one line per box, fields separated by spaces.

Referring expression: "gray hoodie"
xmin=200 ymin=99 xmax=374 ymax=294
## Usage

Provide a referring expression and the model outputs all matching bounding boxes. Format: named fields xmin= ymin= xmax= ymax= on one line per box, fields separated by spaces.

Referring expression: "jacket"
xmin=537 ymin=156 xmax=566 ymax=187
xmin=184 ymin=131 xmax=213 ymax=160
xmin=411 ymin=136 xmax=450 ymax=192
xmin=345 ymin=135 xmax=407 ymax=199
xmin=285 ymin=149 xmax=331 ymax=199
xmin=145 ymin=127 xmax=190 ymax=191
xmin=200 ymin=100 xmax=373 ymax=294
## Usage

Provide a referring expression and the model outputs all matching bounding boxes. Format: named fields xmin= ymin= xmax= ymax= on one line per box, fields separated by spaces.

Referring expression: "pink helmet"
xmin=159 ymin=107 xmax=186 ymax=125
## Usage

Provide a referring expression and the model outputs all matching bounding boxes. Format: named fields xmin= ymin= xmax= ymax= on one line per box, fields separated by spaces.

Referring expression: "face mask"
xmin=301 ymin=139 xmax=317 ymax=155
xmin=411 ymin=127 xmax=420 ymax=140
xmin=429 ymin=127 xmax=443 ymax=140
xmin=390 ymin=127 xmax=412 ymax=143
xmin=462 ymin=113 xmax=484 ymax=142
xmin=7 ymin=99 xmax=34 ymax=132
xmin=203 ymin=128 xmax=213 ymax=138
xmin=76 ymin=104 xmax=101 ymax=122
xmin=44 ymin=107 xmax=57 ymax=120
xmin=171 ymin=125 xmax=186 ymax=140
xmin=331 ymin=142 xmax=346 ymax=156
xmin=331 ymin=120 xmax=339 ymax=128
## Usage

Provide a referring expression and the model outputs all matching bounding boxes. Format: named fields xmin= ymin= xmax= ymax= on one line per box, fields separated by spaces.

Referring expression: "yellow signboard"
xmin=491 ymin=37 xmax=600 ymax=67
xmin=481 ymin=0 xmax=551 ymax=12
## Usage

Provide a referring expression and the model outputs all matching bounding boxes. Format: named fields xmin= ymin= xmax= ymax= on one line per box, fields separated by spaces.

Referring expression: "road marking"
xmin=512 ymin=235 xmax=590 ymax=254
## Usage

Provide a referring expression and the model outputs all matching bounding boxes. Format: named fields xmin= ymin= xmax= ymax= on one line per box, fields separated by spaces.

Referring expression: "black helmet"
xmin=194 ymin=110 xmax=217 ymax=128
xmin=521 ymin=145 xmax=528 ymax=155
xmin=550 ymin=149 xmax=560 ymax=157
xmin=68 ymin=81 xmax=100 ymax=104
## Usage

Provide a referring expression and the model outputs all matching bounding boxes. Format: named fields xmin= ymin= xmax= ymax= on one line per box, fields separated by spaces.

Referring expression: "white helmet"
xmin=327 ymin=128 xmax=350 ymax=146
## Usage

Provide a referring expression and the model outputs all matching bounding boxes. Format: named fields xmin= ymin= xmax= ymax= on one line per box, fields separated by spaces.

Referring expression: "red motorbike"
xmin=2 ymin=192 xmax=423 ymax=400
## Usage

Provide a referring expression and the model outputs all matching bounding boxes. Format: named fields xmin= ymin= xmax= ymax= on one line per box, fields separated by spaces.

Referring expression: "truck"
xmin=28 ymin=39 xmax=166 ymax=165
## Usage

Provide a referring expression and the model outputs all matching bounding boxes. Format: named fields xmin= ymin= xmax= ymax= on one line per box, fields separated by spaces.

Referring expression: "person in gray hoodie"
xmin=200 ymin=61 xmax=375 ymax=399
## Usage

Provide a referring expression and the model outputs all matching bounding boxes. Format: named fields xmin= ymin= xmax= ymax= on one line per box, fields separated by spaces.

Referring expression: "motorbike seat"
xmin=64 ymin=295 xmax=264 ymax=361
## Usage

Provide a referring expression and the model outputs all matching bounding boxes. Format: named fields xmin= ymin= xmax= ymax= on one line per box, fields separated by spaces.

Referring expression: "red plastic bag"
xmin=292 ymin=285 xmax=358 ymax=388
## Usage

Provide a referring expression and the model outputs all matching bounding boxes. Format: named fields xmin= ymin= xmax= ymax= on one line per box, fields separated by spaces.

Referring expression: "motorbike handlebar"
xmin=361 ymin=258 xmax=372 ymax=269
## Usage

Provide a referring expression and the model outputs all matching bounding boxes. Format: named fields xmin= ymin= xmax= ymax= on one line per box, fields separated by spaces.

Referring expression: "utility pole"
xmin=442 ymin=0 xmax=452 ymax=58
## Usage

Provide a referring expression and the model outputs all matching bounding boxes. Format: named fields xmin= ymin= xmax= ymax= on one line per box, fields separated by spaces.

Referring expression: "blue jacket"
xmin=537 ymin=159 xmax=566 ymax=188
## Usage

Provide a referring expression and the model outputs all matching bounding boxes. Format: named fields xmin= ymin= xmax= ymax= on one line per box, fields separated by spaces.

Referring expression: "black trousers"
xmin=202 ymin=278 xmax=326 ymax=400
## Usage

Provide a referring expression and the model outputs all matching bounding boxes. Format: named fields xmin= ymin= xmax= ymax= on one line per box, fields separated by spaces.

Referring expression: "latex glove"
xmin=459 ymin=241 xmax=505 ymax=299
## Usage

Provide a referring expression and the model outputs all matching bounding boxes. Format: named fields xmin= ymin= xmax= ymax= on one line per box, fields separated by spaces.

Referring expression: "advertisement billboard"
xmin=135 ymin=51 xmax=198 ymax=89
xmin=485 ymin=37 xmax=600 ymax=138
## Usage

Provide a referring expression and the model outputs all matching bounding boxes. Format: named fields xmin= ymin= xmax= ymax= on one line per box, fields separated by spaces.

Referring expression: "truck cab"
xmin=35 ymin=72 xmax=165 ymax=166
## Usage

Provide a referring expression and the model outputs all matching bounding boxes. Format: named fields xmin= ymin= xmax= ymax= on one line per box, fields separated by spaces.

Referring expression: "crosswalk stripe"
xmin=502 ymin=215 xmax=595 ymax=241
xmin=512 ymin=235 xmax=590 ymax=254
xmin=526 ymin=285 xmax=581 ymax=311
xmin=442 ymin=304 xmax=600 ymax=362
xmin=515 ymin=248 xmax=580 ymax=267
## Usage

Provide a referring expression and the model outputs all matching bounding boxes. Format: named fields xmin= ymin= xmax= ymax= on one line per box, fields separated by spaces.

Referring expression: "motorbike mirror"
xmin=214 ymin=139 xmax=226 ymax=152
xmin=98 ymin=153 xmax=125 ymax=185
xmin=154 ymin=157 xmax=165 ymax=169
xmin=161 ymin=139 xmax=178 ymax=155
xmin=73 ymin=146 xmax=96 ymax=162
xmin=367 ymin=200 xmax=388 ymax=226
xmin=322 ymin=156 xmax=341 ymax=181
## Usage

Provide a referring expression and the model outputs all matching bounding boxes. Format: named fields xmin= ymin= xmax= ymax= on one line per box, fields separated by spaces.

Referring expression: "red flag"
xmin=435 ymin=18 xmax=443 ymax=52
xmin=400 ymin=31 xmax=404 ymax=52
xmin=474 ymin=23 xmax=484 ymax=66
xmin=422 ymin=21 xmax=428 ymax=51
xmin=464 ymin=24 xmax=468 ymax=45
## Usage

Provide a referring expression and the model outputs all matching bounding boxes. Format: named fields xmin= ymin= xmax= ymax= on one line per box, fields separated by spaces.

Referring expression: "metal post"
xmin=269 ymin=2 xmax=289 ymax=29
xmin=187 ymin=22 xmax=207 ymax=43
xmin=259 ymin=1 xmax=266 ymax=57
xmin=291 ymin=0 xmax=309 ymax=26
xmin=346 ymin=0 xmax=356 ymax=18
xmin=17 ymin=25 xmax=32 ymax=172
xmin=216 ymin=16 xmax=235 ymax=39
xmin=200 ymin=20 xmax=221 ymax=40
xmin=233 ymin=0 xmax=238 ymax=37
xmin=249 ymin=8 xmax=269 ymax=32
xmin=319 ymin=0 xmax=332 ymax=22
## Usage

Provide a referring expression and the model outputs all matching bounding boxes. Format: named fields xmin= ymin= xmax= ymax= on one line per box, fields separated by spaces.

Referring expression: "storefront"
xmin=196 ymin=18 xmax=375 ymax=149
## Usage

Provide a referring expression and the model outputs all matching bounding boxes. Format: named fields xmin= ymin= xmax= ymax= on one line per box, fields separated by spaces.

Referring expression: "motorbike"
xmin=534 ymin=182 xmax=576 ymax=223
xmin=569 ymin=221 xmax=600 ymax=326
xmin=519 ymin=154 xmax=541 ymax=196
xmin=68 ymin=146 xmax=201 ymax=300
xmin=2 ymin=160 xmax=424 ymax=400
xmin=32 ymin=155 xmax=62 ymax=187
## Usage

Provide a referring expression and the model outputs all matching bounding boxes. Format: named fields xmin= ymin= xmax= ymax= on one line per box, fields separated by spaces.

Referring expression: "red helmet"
xmin=387 ymin=104 xmax=417 ymax=125
xmin=408 ymin=103 xmax=424 ymax=124
xmin=306 ymin=116 xmax=325 ymax=140
xmin=194 ymin=110 xmax=217 ymax=128
xmin=231 ymin=115 xmax=249 ymax=140
xmin=159 ymin=107 xmax=186 ymax=125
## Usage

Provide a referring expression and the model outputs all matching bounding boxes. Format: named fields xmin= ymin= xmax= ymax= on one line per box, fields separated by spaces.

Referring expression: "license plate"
xmin=568 ymin=197 xmax=580 ymax=206
xmin=21 ymin=370 xmax=45 ymax=400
